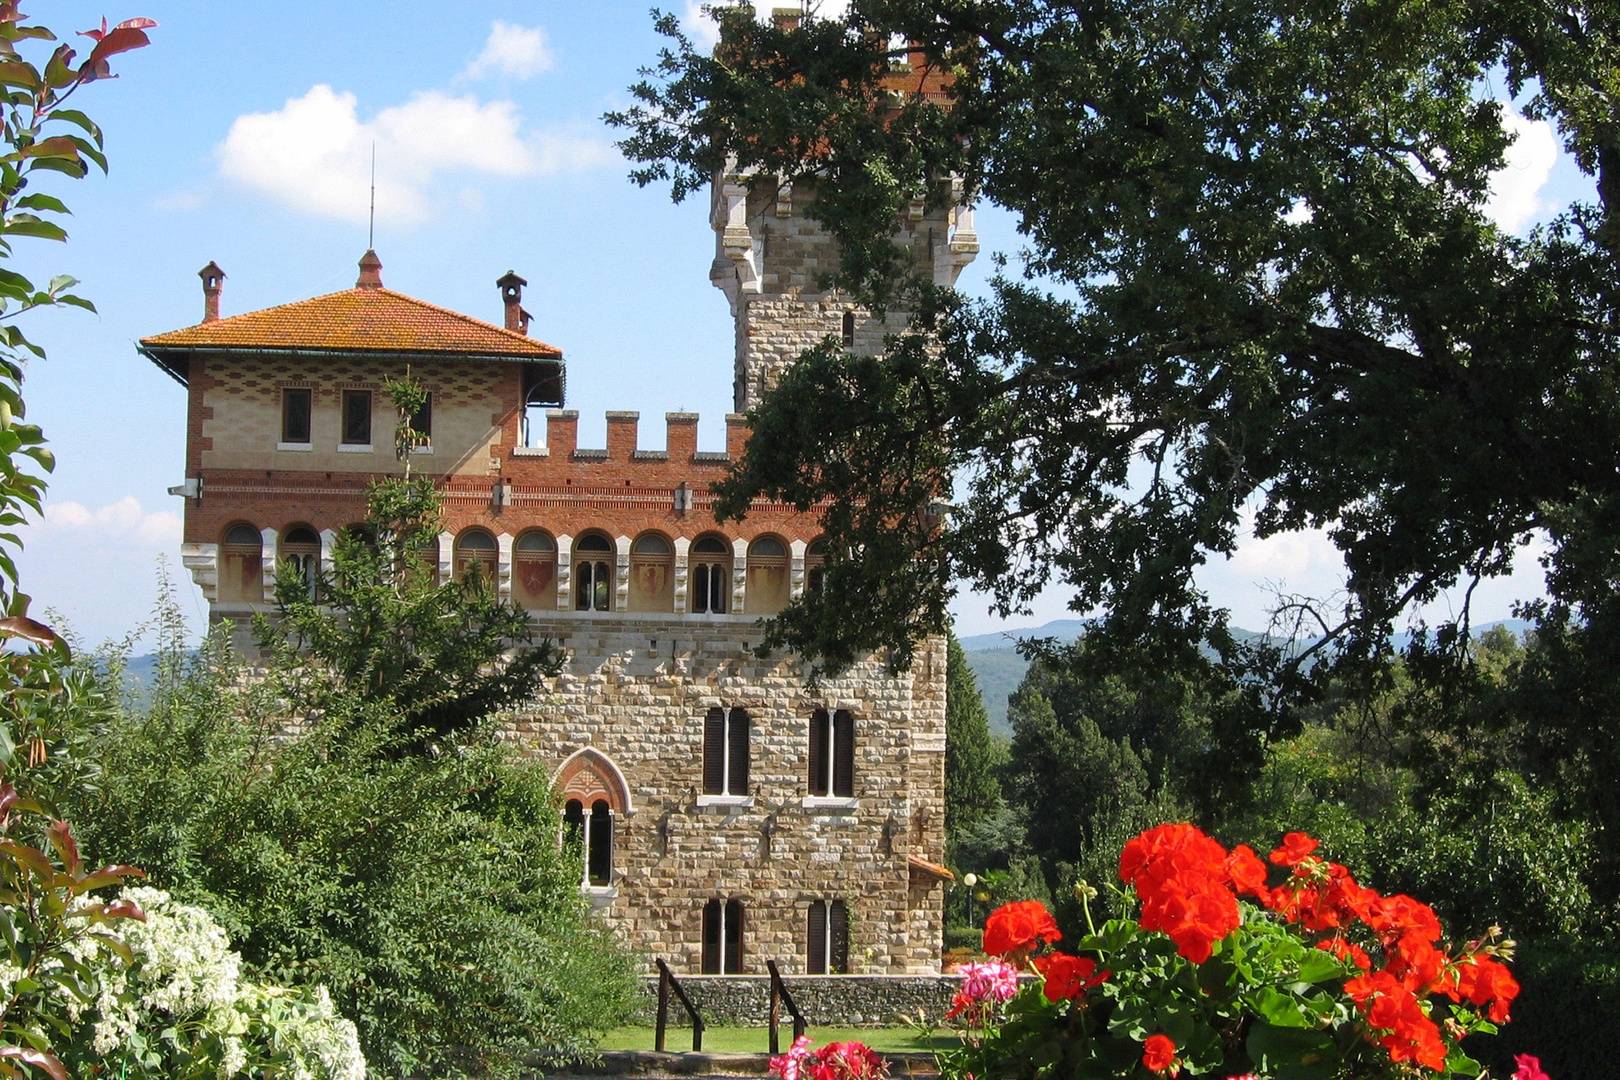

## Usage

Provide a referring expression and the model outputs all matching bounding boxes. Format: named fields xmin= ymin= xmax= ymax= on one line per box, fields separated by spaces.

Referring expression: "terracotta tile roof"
xmin=140 ymin=287 xmax=562 ymax=360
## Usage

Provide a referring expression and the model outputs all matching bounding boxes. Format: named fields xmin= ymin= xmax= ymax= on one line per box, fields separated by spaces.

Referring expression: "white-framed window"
xmin=746 ymin=535 xmax=790 ymax=614
xmin=702 ymin=898 xmax=745 ymax=974
xmin=340 ymin=389 xmax=372 ymax=447
xmin=702 ymin=706 xmax=750 ymax=797
xmin=280 ymin=387 xmax=312 ymax=446
xmin=809 ymin=708 xmax=855 ymax=798
xmin=454 ymin=528 xmax=498 ymax=585
xmin=629 ymin=532 xmax=674 ymax=612
xmin=807 ymin=899 xmax=849 ymax=975
xmin=514 ymin=530 xmax=557 ymax=609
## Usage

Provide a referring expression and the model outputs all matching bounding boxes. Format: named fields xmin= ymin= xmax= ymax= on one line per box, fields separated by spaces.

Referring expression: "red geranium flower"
xmin=982 ymin=899 xmax=1060 ymax=958
xmin=1141 ymin=1034 xmax=1179 ymax=1076
xmin=1030 ymin=951 xmax=1108 ymax=1002
xmin=1268 ymin=831 xmax=1319 ymax=866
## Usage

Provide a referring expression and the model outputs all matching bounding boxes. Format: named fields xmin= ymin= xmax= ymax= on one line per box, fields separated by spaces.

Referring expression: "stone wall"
xmin=632 ymin=974 xmax=965 ymax=1027
xmin=505 ymin=613 xmax=949 ymax=976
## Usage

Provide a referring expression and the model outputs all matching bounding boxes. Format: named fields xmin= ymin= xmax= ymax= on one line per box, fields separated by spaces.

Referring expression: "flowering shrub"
xmin=770 ymin=1035 xmax=890 ymax=1080
xmin=62 ymin=887 xmax=365 ymax=1080
xmin=938 ymin=824 xmax=1528 ymax=1079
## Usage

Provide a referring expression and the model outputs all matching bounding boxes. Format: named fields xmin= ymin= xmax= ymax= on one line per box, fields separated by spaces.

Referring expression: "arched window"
xmin=805 ymin=538 xmax=827 ymax=594
xmin=513 ymin=531 xmax=557 ymax=609
xmin=280 ymin=525 xmax=321 ymax=602
xmin=454 ymin=528 xmax=498 ymax=585
xmin=564 ymin=798 xmax=615 ymax=888
xmin=702 ymin=898 xmax=745 ymax=974
xmin=746 ymin=536 xmax=790 ymax=615
xmin=220 ymin=524 xmax=263 ymax=603
xmin=702 ymin=707 xmax=750 ymax=797
xmin=691 ymin=535 xmax=730 ymax=614
xmin=807 ymin=899 xmax=850 ymax=974
xmin=809 ymin=708 xmax=855 ymax=798
xmin=628 ymin=533 xmax=674 ymax=612
xmin=574 ymin=533 xmax=614 ymax=611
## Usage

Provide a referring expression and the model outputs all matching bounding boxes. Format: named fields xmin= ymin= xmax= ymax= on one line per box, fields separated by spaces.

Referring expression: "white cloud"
xmin=460 ymin=21 xmax=553 ymax=82
xmin=216 ymin=85 xmax=617 ymax=226
xmin=37 ymin=496 xmax=182 ymax=547
xmin=682 ymin=2 xmax=723 ymax=50
xmin=1485 ymin=110 xmax=1557 ymax=234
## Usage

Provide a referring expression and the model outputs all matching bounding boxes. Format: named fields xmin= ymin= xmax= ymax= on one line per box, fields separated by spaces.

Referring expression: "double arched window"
xmin=809 ymin=708 xmax=855 ymax=798
xmin=563 ymin=798 xmax=614 ymax=887
xmin=691 ymin=536 xmax=730 ymax=614
xmin=280 ymin=525 xmax=321 ymax=602
xmin=220 ymin=524 xmax=263 ymax=603
xmin=574 ymin=533 xmax=614 ymax=611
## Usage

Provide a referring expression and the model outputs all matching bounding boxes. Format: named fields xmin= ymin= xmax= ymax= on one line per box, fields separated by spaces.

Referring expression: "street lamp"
xmin=963 ymin=873 xmax=979 ymax=939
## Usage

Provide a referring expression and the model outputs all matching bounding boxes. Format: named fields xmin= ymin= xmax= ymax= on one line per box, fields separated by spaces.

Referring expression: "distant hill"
xmin=954 ymin=617 xmax=1531 ymax=737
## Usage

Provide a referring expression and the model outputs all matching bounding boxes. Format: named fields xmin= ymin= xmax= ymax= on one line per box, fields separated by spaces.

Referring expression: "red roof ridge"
xmin=139 ymin=283 xmax=562 ymax=358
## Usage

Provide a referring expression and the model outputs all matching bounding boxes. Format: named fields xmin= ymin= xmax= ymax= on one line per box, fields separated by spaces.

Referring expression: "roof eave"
xmin=135 ymin=342 xmax=564 ymax=370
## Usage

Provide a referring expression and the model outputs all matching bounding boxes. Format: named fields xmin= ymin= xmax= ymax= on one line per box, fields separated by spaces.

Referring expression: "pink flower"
xmin=1513 ymin=1054 xmax=1549 ymax=1080
xmin=957 ymin=959 xmax=1020 ymax=1004
xmin=769 ymin=1035 xmax=814 ymax=1080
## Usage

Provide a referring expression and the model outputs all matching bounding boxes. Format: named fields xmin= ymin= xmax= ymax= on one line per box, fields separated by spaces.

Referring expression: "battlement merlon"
xmin=514 ymin=410 xmax=749 ymax=464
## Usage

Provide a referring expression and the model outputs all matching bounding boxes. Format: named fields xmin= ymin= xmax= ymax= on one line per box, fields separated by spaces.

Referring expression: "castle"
xmin=138 ymin=156 xmax=979 ymax=976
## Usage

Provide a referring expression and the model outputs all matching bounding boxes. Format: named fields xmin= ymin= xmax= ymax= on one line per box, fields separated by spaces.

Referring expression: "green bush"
xmin=66 ymin=639 xmax=636 ymax=1079
xmin=1471 ymin=938 xmax=1620 ymax=1078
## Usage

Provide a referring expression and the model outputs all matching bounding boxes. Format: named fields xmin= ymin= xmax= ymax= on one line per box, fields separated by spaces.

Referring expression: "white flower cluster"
xmin=76 ymin=887 xmax=366 ymax=1080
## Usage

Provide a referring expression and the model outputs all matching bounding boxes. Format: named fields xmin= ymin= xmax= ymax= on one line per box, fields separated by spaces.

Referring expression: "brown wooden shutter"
xmin=725 ymin=899 xmax=745 ymax=973
xmin=809 ymin=709 xmax=829 ymax=795
xmin=728 ymin=708 xmax=750 ymax=796
xmin=702 ymin=899 xmax=721 ymax=974
xmin=807 ymin=900 xmax=827 ymax=974
xmin=703 ymin=708 xmax=725 ymax=795
xmin=829 ymin=900 xmax=849 ymax=974
xmin=833 ymin=709 xmax=855 ymax=797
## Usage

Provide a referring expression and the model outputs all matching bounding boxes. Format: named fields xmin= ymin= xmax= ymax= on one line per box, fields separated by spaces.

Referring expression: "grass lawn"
xmin=599 ymin=1026 xmax=957 ymax=1054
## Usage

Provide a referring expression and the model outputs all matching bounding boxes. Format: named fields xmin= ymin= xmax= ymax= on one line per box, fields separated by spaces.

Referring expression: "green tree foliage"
xmin=610 ymin=1 xmax=1620 ymax=752
xmin=258 ymin=376 xmax=561 ymax=747
xmin=944 ymin=631 xmax=1001 ymax=850
xmin=66 ymin=622 xmax=636 ymax=1080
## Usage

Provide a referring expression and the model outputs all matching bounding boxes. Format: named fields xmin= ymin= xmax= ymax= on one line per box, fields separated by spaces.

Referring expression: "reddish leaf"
xmin=0 ymin=783 xmax=17 ymax=818
xmin=45 ymin=820 xmax=78 ymax=877
xmin=0 ymin=616 xmax=60 ymax=651
xmin=0 ymin=838 xmax=54 ymax=880
xmin=18 ymin=137 xmax=75 ymax=162
xmin=76 ymin=19 xmax=153 ymax=81
xmin=0 ymin=1046 xmax=67 ymax=1080
xmin=101 ymin=897 xmax=145 ymax=921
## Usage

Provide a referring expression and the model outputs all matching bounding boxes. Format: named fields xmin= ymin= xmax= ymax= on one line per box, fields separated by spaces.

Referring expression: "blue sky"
xmin=8 ymin=1 xmax=1585 ymax=648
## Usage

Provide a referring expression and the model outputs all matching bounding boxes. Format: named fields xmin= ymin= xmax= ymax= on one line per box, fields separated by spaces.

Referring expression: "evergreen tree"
xmin=944 ymin=631 xmax=1002 ymax=854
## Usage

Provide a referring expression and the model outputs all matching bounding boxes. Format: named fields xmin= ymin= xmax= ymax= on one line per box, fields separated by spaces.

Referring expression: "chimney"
xmin=356 ymin=249 xmax=384 ymax=290
xmin=496 ymin=270 xmax=531 ymax=335
xmin=771 ymin=6 xmax=802 ymax=31
xmin=198 ymin=261 xmax=225 ymax=322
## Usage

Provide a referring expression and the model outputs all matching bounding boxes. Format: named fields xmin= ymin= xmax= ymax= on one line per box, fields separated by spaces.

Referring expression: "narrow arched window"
xmin=280 ymin=525 xmax=321 ymax=602
xmin=702 ymin=898 xmax=745 ymax=974
xmin=513 ymin=531 xmax=557 ymax=609
xmin=841 ymin=310 xmax=856 ymax=347
xmin=809 ymin=708 xmax=855 ymax=798
xmin=574 ymin=533 xmax=614 ymax=611
xmin=691 ymin=536 xmax=730 ymax=614
xmin=221 ymin=524 xmax=263 ymax=603
xmin=628 ymin=533 xmax=674 ymax=612
xmin=746 ymin=536 xmax=790 ymax=615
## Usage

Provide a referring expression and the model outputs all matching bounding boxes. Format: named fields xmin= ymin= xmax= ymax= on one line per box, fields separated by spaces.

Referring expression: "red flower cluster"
xmin=1029 ymin=952 xmax=1108 ymax=1002
xmin=1118 ymin=823 xmax=1262 ymax=962
xmin=981 ymin=899 xmax=1060 ymax=958
xmin=1263 ymin=834 xmax=1519 ymax=1072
